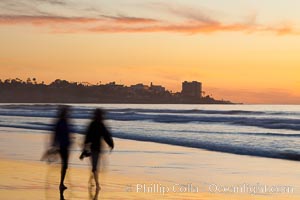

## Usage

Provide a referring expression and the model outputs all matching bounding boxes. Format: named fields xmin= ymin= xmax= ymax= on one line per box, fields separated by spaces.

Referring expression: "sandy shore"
xmin=0 ymin=128 xmax=299 ymax=200
xmin=1 ymin=158 xmax=299 ymax=200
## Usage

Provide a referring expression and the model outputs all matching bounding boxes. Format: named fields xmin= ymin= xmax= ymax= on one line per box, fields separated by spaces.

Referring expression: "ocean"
xmin=0 ymin=104 xmax=299 ymax=161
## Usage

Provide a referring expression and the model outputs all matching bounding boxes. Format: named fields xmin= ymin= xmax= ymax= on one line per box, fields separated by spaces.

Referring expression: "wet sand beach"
xmin=0 ymin=128 xmax=299 ymax=200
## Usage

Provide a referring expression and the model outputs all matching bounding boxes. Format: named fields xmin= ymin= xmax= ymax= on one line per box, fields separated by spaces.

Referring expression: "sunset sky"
xmin=0 ymin=0 xmax=300 ymax=104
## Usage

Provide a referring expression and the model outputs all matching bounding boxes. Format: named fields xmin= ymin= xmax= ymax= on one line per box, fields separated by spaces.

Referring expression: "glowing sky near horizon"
xmin=0 ymin=0 xmax=300 ymax=104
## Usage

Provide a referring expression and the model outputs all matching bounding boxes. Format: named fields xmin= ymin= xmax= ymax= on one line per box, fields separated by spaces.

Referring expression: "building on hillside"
xmin=150 ymin=82 xmax=165 ymax=93
xmin=181 ymin=81 xmax=202 ymax=99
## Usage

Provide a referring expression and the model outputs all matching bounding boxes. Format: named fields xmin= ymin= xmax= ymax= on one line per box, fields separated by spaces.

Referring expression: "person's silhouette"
xmin=52 ymin=106 xmax=72 ymax=190
xmin=59 ymin=188 xmax=66 ymax=200
xmin=81 ymin=108 xmax=114 ymax=190
xmin=88 ymin=184 xmax=100 ymax=200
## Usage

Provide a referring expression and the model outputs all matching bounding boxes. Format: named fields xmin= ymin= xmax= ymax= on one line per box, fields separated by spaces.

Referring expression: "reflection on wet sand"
xmin=45 ymin=164 xmax=101 ymax=200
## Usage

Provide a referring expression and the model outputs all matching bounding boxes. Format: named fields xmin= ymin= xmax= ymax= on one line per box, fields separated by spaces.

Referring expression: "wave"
xmin=171 ymin=129 xmax=300 ymax=137
xmin=1 ymin=104 xmax=300 ymax=116
xmin=1 ymin=104 xmax=299 ymax=161
xmin=0 ymin=122 xmax=299 ymax=161
xmin=3 ymin=121 xmax=300 ymax=138
xmin=110 ymin=132 xmax=300 ymax=161
xmin=0 ymin=106 xmax=300 ymax=131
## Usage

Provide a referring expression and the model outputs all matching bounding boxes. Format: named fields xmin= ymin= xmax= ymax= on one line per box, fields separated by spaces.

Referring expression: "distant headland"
xmin=0 ymin=78 xmax=234 ymax=104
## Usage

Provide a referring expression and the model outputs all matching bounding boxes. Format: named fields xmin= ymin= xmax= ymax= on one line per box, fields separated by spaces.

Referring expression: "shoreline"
xmin=1 ymin=158 xmax=298 ymax=200
xmin=0 ymin=127 xmax=299 ymax=199
xmin=0 ymin=125 xmax=298 ymax=162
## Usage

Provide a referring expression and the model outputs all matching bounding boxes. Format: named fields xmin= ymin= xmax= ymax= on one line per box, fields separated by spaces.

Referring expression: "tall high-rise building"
xmin=181 ymin=81 xmax=202 ymax=99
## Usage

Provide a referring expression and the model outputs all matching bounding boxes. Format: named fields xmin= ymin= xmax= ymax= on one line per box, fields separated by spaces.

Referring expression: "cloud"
xmin=263 ymin=23 xmax=296 ymax=36
xmin=36 ymin=0 xmax=66 ymax=5
xmin=148 ymin=2 xmax=220 ymax=25
xmin=0 ymin=14 xmax=159 ymax=26
xmin=87 ymin=21 xmax=299 ymax=36
xmin=1 ymin=14 xmax=296 ymax=36
xmin=0 ymin=15 xmax=100 ymax=25
xmin=100 ymin=15 xmax=159 ymax=24
xmin=0 ymin=1 xmax=299 ymax=35
xmin=87 ymin=22 xmax=247 ymax=34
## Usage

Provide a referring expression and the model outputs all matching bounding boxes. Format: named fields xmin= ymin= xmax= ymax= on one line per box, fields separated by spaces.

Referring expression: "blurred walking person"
xmin=52 ymin=106 xmax=72 ymax=191
xmin=80 ymin=108 xmax=114 ymax=190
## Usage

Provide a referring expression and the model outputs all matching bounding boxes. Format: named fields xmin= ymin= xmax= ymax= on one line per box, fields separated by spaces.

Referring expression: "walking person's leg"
xmin=60 ymin=148 xmax=69 ymax=190
xmin=91 ymin=151 xmax=100 ymax=189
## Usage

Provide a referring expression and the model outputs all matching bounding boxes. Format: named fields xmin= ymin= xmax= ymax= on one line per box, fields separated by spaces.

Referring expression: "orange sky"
xmin=0 ymin=0 xmax=300 ymax=104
